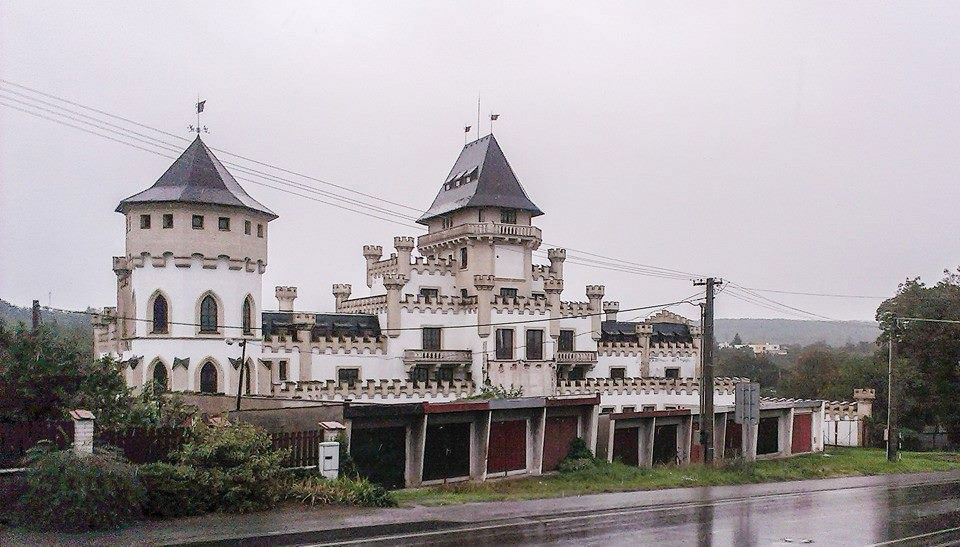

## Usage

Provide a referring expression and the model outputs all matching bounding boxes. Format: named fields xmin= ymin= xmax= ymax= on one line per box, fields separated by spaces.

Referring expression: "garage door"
xmin=690 ymin=425 xmax=703 ymax=463
xmin=423 ymin=422 xmax=471 ymax=481
xmin=792 ymin=413 xmax=812 ymax=454
xmin=350 ymin=426 xmax=406 ymax=489
xmin=542 ymin=415 xmax=579 ymax=471
xmin=612 ymin=427 xmax=639 ymax=466
xmin=725 ymin=420 xmax=742 ymax=458
xmin=653 ymin=424 xmax=678 ymax=465
xmin=488 ymin=419 xmax=527 ymax=473
xmin=758 ymin=416 xmax=779 ymax=455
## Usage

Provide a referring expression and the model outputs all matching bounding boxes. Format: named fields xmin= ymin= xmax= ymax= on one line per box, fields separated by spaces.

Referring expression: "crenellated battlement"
xmin=399 ymin=293 xmax=478 ymax=313
xmin=585 ymin=285 xmax=605 ymax=299
xmin=474 ymin=274 xmax=496 ymax=290
xmin=646 ymin=309 xmax=692 ymax=325
xmin=337 ymin=294 xmax=389 ymax=314
xmin=277 ymin=378 xmax=476 ymax=402
xmin=491 ymin=294 xmax=550 ymax=314
xmin=531 ymin=264 xmax=550 ymax=280
xmin=557 ymin=376 xmax=746 ymax=396
xmin=263 ymin=333 xmax=387 ymax=355
xmin=362 ymin=245 xmax=383 ymax=259
xmin=560 ymin=301 xmax=592 ymax=316
xmin=114 ymin=252 xmax=266 ymax=273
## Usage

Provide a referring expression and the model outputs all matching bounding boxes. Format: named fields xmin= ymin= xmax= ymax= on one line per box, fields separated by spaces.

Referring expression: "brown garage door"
xmin=543 ymin=415 xmax=578 ymax=471
xmin=725 ymin=420 xmax=742 ymax=458
xmin=612 ymin=427 xmax=639 ymax=466
xmin=792 ymin=413 xmax=812 ymax=454
xmin=488 ymin=419 xmax=527 ymax=473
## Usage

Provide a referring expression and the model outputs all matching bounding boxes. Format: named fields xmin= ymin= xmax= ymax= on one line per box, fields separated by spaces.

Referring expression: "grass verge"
xmin=394 ymin=447 xmax=960 ymax=507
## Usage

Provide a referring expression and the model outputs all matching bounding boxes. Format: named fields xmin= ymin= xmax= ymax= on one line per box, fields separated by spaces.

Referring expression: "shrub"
xmin=557 ymin=457 xmax=596 ymax=473
xmin=288 ymin=475 xmax=396 ymax=508
xmin=566 ymin=436 xmax=595 ymax=461
xmin=138 ymin=462 xmax=210 ymax=518
xmin=14 ymin=444 xmax=144 ymax=532
xmin=173 ymin=422 xmax=288 ymax=513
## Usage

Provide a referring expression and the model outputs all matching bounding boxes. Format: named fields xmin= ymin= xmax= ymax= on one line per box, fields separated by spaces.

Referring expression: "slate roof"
xmin=116 ymin=136 xmax=277 ymax=220
xmin=600 ymin=320 xmax=694 ymax=344
xmin=417 ymin=134 xmax=543 ymax=224
xmin=261 ymin=312 xmax=381 ymax=339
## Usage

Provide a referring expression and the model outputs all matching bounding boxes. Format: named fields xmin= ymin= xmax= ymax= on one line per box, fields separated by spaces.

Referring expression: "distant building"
xmin=718 ymin=342 xmax=787 ymax=356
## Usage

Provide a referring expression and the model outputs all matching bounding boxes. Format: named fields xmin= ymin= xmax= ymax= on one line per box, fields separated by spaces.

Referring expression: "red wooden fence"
xmin=96 ymin=427 xmax=192 ymax=464
xmin=271 ymin=429 xmax=321 ymax=468
xmin=0 ymin=421 xmax=74 ymax=468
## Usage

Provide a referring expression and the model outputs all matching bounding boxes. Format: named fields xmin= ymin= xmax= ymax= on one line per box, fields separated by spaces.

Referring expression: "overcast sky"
xmin=2 ymin=2 xmax=958 ymax=322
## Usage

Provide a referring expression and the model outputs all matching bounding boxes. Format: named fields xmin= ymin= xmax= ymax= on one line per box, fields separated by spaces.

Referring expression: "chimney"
xmin=276 ymin=286 xmax=297 ymax=312
xmin=603 ymin=301 xmax=620 ymax=322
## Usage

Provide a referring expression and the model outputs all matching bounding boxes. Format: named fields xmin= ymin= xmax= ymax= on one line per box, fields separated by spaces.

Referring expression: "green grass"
xmin=394 ymin=447 xmax=960 ymax=507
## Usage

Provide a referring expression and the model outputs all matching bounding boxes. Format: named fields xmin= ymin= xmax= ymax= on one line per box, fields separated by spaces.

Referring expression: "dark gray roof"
xmin=417 ymin=134 xmax=543 ymax=224
xmin=600 ymin=320 xmax=693 ymax=344
xmin=116 ymin=136 xmax=277 ymax=220
xmin=261 ymin=312 xmax=381 ymax=339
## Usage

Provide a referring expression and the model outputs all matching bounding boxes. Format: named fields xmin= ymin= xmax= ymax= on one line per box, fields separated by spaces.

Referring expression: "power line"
xmin=734 ymin=286 xmax=887 ymax=300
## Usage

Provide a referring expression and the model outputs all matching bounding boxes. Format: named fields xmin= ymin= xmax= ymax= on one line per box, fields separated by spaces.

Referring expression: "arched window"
xmin=152 ymin=362 xmax=168 ymax=391
xmin=152 ymin=294 xmax=169 ymax=333
xmin=200 ymin=361 xmax=218 ymax=393
xmin=242 ymin=297 xmax=253 ymax=335
xmin=200 ymin=295 xmax=218 ymax=333
xmin=244 ymin=362 xmax=252 ymax=394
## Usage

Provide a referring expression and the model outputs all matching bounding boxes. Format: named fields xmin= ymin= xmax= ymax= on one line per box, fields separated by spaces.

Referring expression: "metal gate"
xmin=791 ymin=413 xmax=812 ymax=454
xmin=350 ymin=426 xmax=407 ymax=489
xmin=653 ymin=424 xmax=678 ymax=465
xmin=542 ymin=415 xmax=578 ymax=471
xmin=487 ymin=419 xmax=527 ymax=473
xmin=423 ymin=422 xmax=471 ymax=481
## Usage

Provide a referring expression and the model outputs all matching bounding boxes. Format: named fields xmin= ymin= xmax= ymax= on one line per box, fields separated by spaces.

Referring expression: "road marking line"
xmin=868 ymin=525 xmax=960 ymax=546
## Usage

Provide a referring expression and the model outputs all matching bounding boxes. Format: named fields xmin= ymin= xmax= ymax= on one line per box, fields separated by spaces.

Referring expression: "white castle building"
xmin=95 ymin=134 xmax=715 ymax=412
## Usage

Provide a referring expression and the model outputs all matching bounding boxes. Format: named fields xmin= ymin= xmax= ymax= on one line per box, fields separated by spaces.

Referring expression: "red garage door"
xmin=543 ymin=415 xmax=578 ymax=471
xmin=488 ymin=420 xmax=527 ymax=473
xmin=725 ymin=420 xmax=742 ymax=458
xmin=612 ymin=427 xmax=639 ymax=466
xmin=792 ymin=413 xmax=813 ymax=454
xmin=690 ymin=426 xmax=703 ymax=463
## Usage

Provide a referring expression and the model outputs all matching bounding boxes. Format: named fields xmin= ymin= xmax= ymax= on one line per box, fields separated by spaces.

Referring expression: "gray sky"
xmin=2 ymin=2 xmax=958 ymax=321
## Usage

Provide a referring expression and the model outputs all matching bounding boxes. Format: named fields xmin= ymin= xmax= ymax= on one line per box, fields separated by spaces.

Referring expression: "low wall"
xmin=230 ymin=404 xmax=345 ymax=432
xmin=178 ymin=393 xmax=322 ymax=416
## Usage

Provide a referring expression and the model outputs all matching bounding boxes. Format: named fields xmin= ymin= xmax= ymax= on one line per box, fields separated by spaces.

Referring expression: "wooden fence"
xmin=96 ymin=427 xmax=192 ymax=464
xmin=271 ymin=429 xmax=322 ymax=468
xmin=0 ymin=421 xmax=74 ymax=468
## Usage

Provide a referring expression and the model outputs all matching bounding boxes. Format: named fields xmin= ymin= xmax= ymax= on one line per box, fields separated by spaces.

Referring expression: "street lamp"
xmin=225 ymin=337 xmax=247 ymax=412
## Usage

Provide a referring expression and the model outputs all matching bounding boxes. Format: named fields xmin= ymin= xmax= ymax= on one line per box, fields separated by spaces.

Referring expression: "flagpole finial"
xmin=189 ymin=99 xmax=210 ymax=136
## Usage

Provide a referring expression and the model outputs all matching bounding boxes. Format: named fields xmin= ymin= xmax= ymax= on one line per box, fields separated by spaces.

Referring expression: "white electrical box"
xmin=319 ymin=441 xmax=339 ymax=479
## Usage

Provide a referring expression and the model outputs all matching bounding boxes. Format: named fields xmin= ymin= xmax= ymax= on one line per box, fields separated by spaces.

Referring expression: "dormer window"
xmin=441 ymin=216 xmax=453 ymax=229
xmin=500 ymin=209 xmax=517 ymax=224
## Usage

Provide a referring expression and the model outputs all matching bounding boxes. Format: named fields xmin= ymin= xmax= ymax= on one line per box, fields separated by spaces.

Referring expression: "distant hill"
xmin=0 ymin=298 xmax=93 ymax=335
xmin=716 ymin=318 xmax=880 ymax=347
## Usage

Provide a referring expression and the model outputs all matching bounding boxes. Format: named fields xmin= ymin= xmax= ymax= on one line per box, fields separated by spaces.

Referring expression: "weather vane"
xmin=188 ymin=97 xmax=210 ymax=135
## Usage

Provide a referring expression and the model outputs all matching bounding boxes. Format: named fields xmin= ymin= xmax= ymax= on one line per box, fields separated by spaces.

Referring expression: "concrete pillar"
xmin=639 ymin=419 xmax=656 ymax=468
xmin=276 ymin=286 xmax=297 ymax=312
xmin=584 ymin=405 xmax=600 ymax=457
xmin=406 ymin=414 xmax=427 ymax=488
xmin=332 ymin=284 xmax=352 ymax=310
xmin=586 ymin=285 xmax=605 ymax=341
xmin=70 ymin=410 xmax=95 ymax=455
xmin=603 ymin=301 xmax=619 ymax=322
xmin=547 ymin=248 xmax=566 ymax=279
xmin=382 ymin=274 xmax=406 ymax=338
xmin=363 ymin=245 xmax=383 ymax=288
xmin=637 ymin=323 xmax=653 ymax=376
xmin=742 ymin=419 xmax=758 ymax=462
xmin=679 ymin=415 xmax=693 ymax=465
xmin=544 ymin=278 xmax=564 ymax=340
xmin=531 ymin=407 xmax=546 ymax=474
xmin=474 ymin=274 xmax=495 ymax=338
xmin=714 ymin=412 xmax=727 ymax=459
xmin=471 ymin=411 xmax=492 ymax=481
xmin=690 ymin=324 xmax=704 ymax=378
xmin=782 ymin=409 xmax=794 ymax=457
xmin=394 ymin=236 xmax=414 ymax=279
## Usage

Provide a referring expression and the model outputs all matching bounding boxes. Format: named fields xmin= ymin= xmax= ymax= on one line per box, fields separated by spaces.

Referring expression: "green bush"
xmin=566 ymin=437 xmax=595 ymax=461
xmin=138 ymin=462 xmax=210 ymax=518
xmin=557 ymin=457 xmax=596 ymax=473
xmin=288 ymin=475 xmax=396 ymax=508
xmin=14 ymin=444 xmax=144 ymax=532
xmin=173 ymin=422 xmax=288 ymax=513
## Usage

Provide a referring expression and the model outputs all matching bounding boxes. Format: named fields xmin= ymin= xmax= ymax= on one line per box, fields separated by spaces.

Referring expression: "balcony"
xmin=417 ymin=222 xmax=543 ymax=249
xmin=403 ymin=349 xmax=473 ymax=364
xmin=556 ymin=350 xmax=599 ymax=364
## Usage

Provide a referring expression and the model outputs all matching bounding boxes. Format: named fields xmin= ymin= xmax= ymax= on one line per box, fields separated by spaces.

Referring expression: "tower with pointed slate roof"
xmin=95 ymin=136 xmax=276 ymax=396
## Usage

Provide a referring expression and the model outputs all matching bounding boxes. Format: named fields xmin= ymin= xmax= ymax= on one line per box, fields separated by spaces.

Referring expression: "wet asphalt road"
xmin=349 ymin=477 xmax=960 ymax=546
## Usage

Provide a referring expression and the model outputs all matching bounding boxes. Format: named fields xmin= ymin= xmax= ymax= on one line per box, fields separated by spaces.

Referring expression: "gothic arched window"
xmin=200 ymin=361 xmax=218 ymax=393
xmin=200 ymin=295 xmax=218 ymax=333
xmin=152 ymin=294 xmax=169 ymax=334
xmin=242 ymin=297 xmax=253 ymax=335
xmin=152 ymin=362 xmax=168 ymax=391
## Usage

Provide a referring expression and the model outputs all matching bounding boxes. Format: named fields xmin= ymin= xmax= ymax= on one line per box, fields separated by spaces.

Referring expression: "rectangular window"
xmin=337 ymin=368 xmax=359 ymax=386
xmin=162 ymin=214 xmax=173 ymax=229
xmin=278 ymin=360 xmax=287 ymax=381
xmin=218 ymin=217 xmax=230 ymax=231
xmin=460 ymin=288 xmax=469 ymax=299
xmin=526 ymin=329 xmax=544 ymax=360
xmin=665 ymin=368 xmax=680 ymax=379
xmin=422 ymin=327 xmax=441 ymax=350
xmin=500 ymin=288 xmax=518 ymax=300
xmin=459 ymin=247 xmax=468 ymax=269
xmin=438 ymin=367 xmax=454 ymax=383
xmin=192 ymin=215 xmax=204 ymax=229
xmin=419 ymin=288 xmax=439 ymax=302
xmin=600 ymin=407 xmax=615 ymax=414
xmin=558 ymin=330 xmax=575 ymax=352
xmin=500 ymin=209 xmax=517 ymax=224
xmin=441 ymin=216 xmax=453 ymax=229
xmin=495 ymin=328 xmax=514 ymax=360
xmin=257 ymin=224 xmax=264 ymax=238
xmin=610 ymin=367 xmax=626 ymax=380
xmin=140 ymin=214 xmax=151 ymax=229
xmin=622 ymin=406 xmax=636 ymax=413
xmin=412 ymin=366 xmax=430 ymax=383
xmin=532 ymin=292 xmax=545 ymax=300
xmin=568 ymin=366 xmax=586 ymax=380
xmin=244 ymin=220 xmax=251 ymax=235
xmin=642 ymin=405 xmax=656 ymax=412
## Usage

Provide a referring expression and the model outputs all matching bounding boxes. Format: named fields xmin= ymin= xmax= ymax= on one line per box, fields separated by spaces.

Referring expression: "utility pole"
xmin=886 ymin=319 xmax=898 ymax=462
xmin=694 ymin=277 xmax=722 ymax=464
xmin=235 ymin=339 xmax=247 ymax=412
xmin=31 ymin=300 xmax=40 ymax=334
